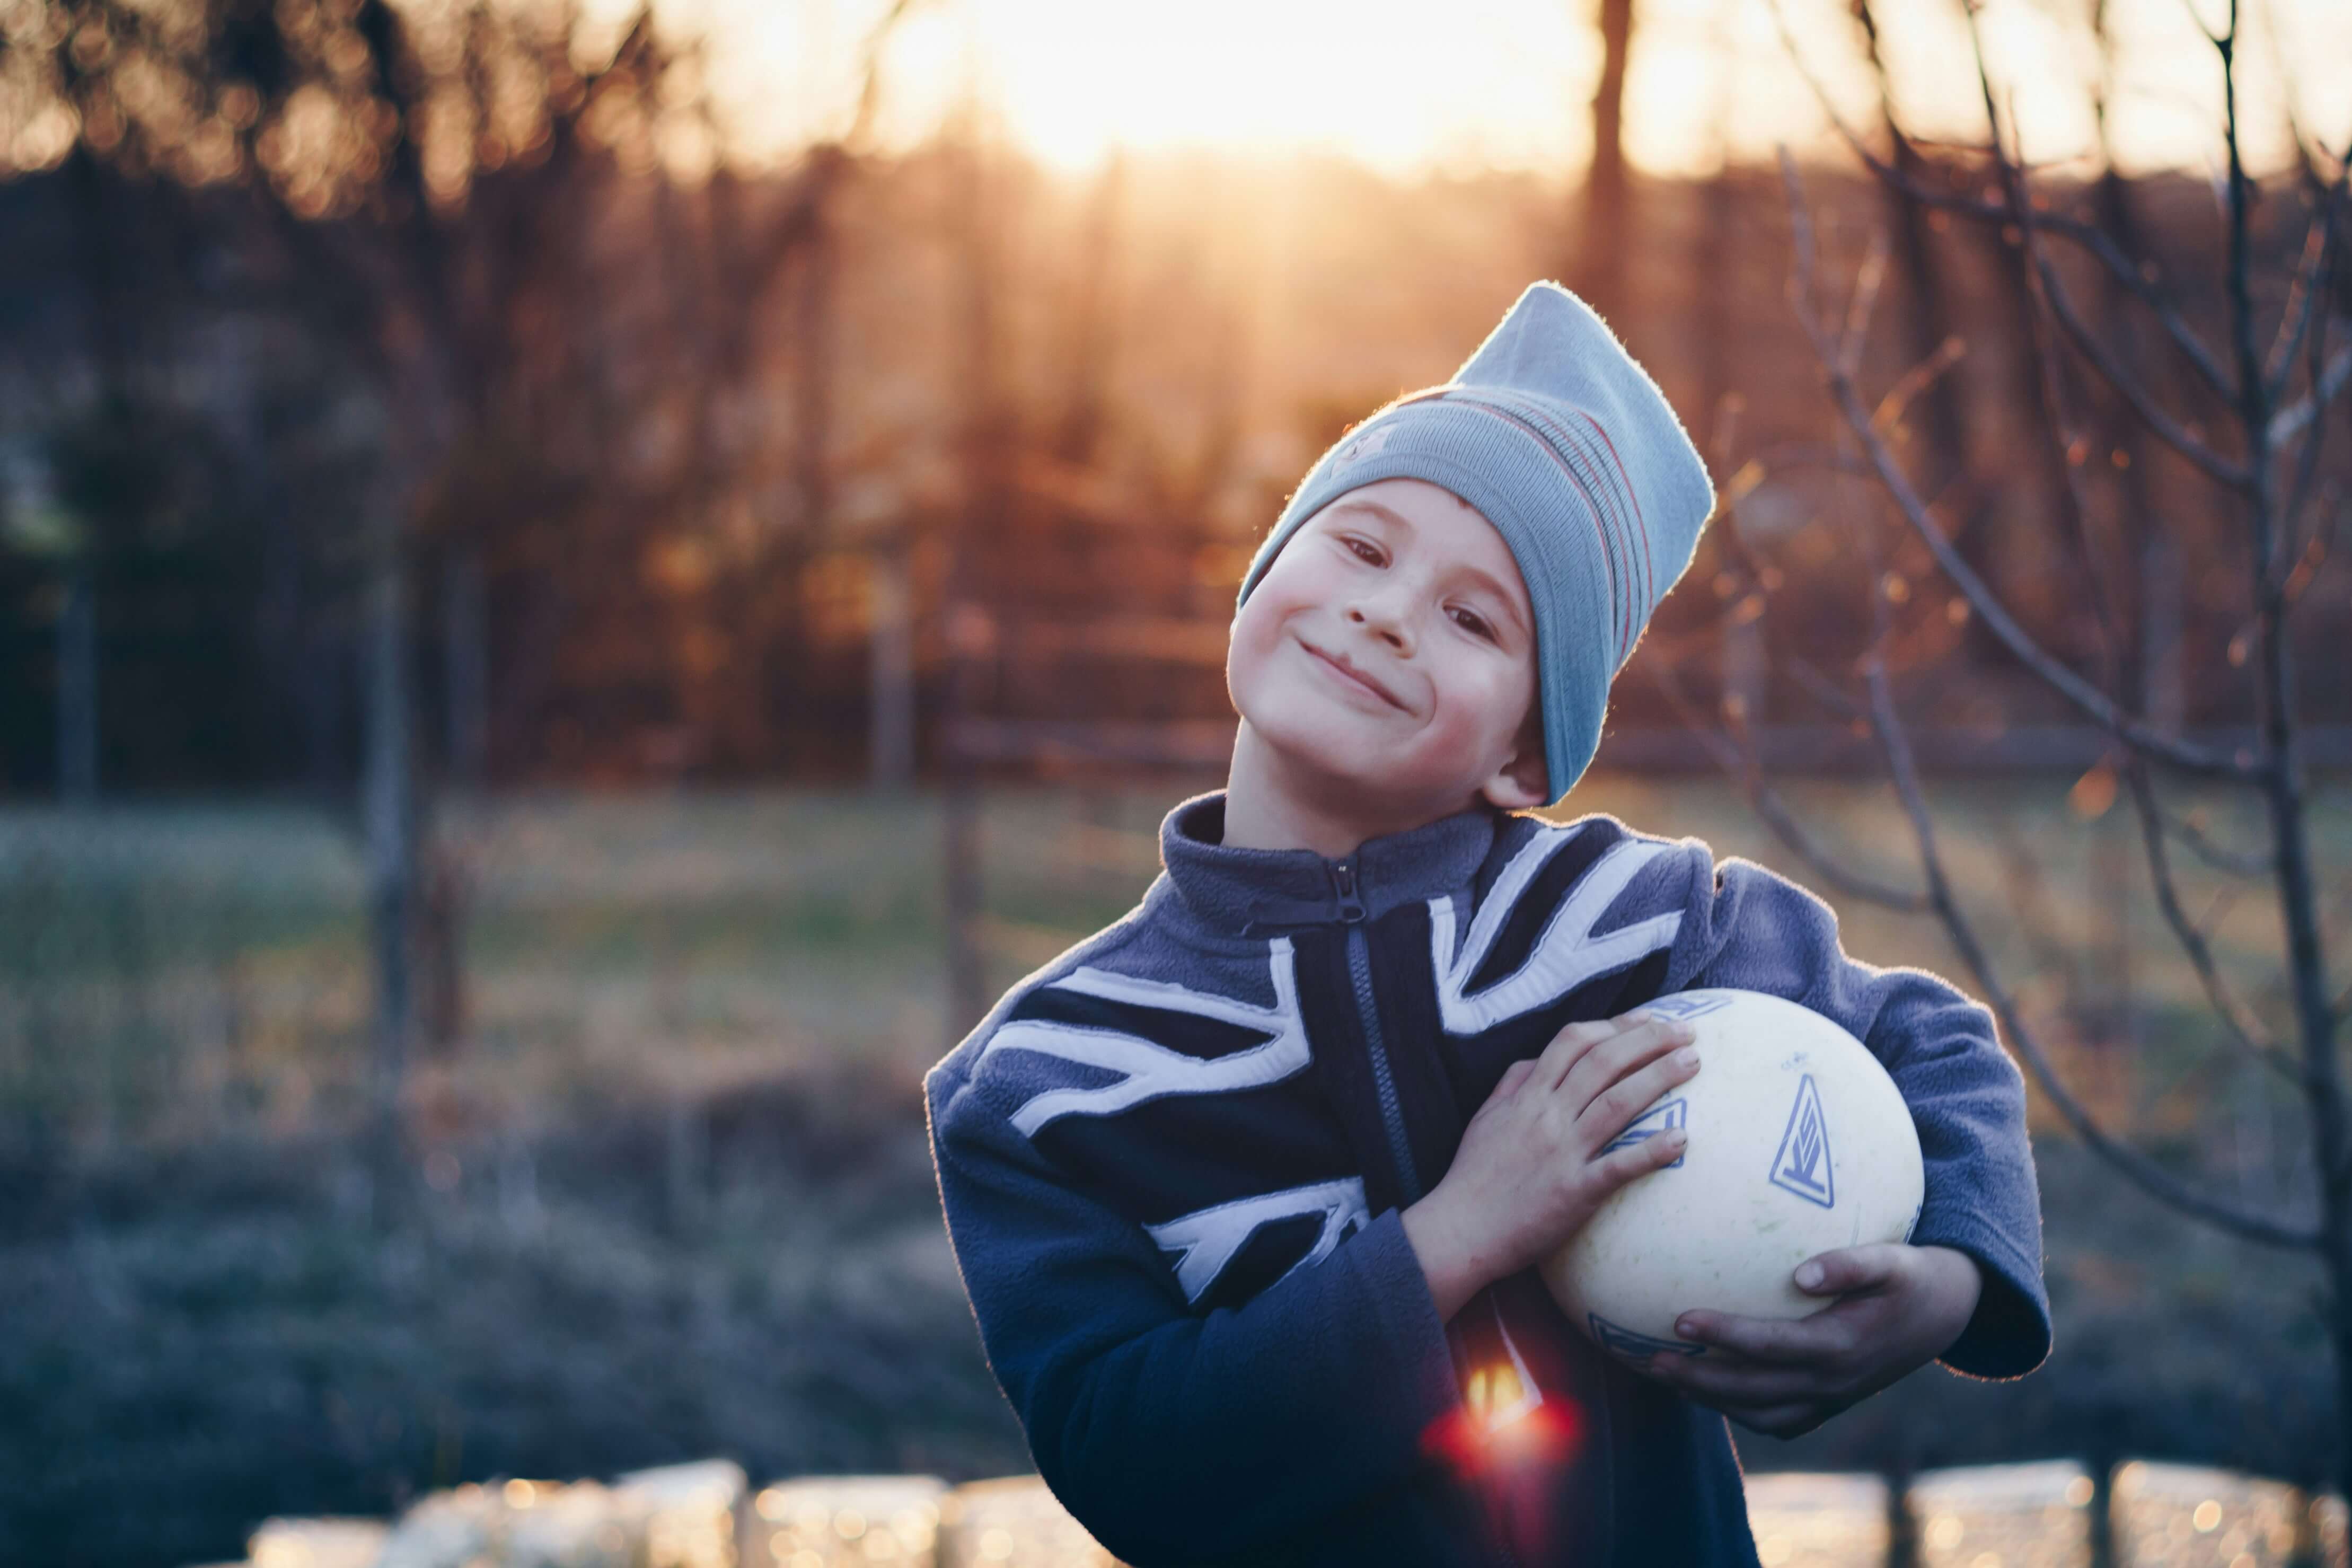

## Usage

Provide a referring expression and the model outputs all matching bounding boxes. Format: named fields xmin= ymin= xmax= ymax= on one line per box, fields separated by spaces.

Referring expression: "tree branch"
xmin=2277 ymin=337 xmax=2339 ymax=582
xmin=1860 ymin=659 xmax=2318 ymax=1249
xmin=1645 ymin=663 xmax=1930 ymax=914
xmin=2119 ymin=753 xmax=2304 ymax=1085
xmin=1869 ymin=334 xmax=1968 ymax=437
xmin=1747 ymin=442 xmax=1880 ymax=482
xmin=2026 ymin=234 xmax=2254 ymax=490
xmin=1767 ymin=0 xmax=2236 ymax=401
xmin=1956 ymin=16 xmax=2251 ymax=493
xmin=1957 ymin=74 xmax=2296 ymax=1085
xmin=1787 ymin=656 xmax=1867 ymax=725
xmin=1778 ymin=151 xmax=2258 ymax=781
xmin=2269 ymin=344 xmax=2352 ymax=447
xmin=2164 ymin=805 xmax=2272 ymax=877
xmin=2264 ymin=201 xmax=2333 ymax=397
xmin=2215 ymin=0 xmax=2266 ymax=446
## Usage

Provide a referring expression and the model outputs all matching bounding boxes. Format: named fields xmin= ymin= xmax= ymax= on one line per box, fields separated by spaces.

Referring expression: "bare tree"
xmin=16 ymin=0 xmax=706 ymax=1190
xmin=1721 ymin=0 xmax=2352 ymax=1499
xmin=1575 ymin=0 xmax=1637 ymax=317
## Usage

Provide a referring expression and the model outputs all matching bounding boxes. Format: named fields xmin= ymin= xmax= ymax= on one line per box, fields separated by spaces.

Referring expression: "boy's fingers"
xmin=1557 ymin=1015 xmax=1693 ymax=1108
xmin=1490 ymin=1057 xmax=1538 ymax=1100
xmin=1671 ymin=1308 xmax=1851 ymax=1364
xmin=1591 ymin=1127 xmax=1687 ymax=1190
xmin=1574 ymin=1044 xmax=1699 ymax=1143
xmin=1793 ymin=1244 xmax=1906 ymax=1297
xmin=1646 ymin=1351 xmax=1836 ymax=1406
xmin=1531 ymin=1016 xmax=1627 ymax=1090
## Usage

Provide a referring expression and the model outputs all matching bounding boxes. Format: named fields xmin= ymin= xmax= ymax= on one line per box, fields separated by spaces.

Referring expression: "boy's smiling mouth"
xmin=1299 ymin=637 xmax=1408 ymax=711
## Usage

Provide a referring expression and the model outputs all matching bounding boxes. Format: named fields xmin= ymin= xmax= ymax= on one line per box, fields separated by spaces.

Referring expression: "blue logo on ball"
xmin=1643 ymin=991 xmax=1736 ymax=1021
xmin=1768 ymin=1074 xmax=1835 ymax=1208
xmin=1603 ymin=1097 xmax=1687 ymax=1168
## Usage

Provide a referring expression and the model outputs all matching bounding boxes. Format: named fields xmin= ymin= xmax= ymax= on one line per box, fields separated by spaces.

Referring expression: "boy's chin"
xmin=1248 ymin=716 xmax=1479 ymax=814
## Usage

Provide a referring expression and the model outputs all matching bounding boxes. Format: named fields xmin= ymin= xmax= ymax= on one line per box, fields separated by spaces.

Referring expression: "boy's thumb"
xmin=1793 ymin=1244 xmax=1900 ymax=1296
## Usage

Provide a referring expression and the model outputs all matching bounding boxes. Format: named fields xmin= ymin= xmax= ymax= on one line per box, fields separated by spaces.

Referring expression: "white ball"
xmin=1539 ymin=988 xmax=1925 ymax=1366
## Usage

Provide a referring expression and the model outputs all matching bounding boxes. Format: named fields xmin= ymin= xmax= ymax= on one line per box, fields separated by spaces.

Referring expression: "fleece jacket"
xmin=924 ymin=792 xmax=2050 ymax=1568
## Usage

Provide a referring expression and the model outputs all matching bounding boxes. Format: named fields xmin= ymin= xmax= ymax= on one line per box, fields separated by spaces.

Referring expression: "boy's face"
xmin=1228 ymin=477 xmax=1548 ymax=820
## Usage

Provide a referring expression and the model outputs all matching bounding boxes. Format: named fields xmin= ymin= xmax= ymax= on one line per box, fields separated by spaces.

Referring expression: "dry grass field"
xmin=0 ymin=776 xmax=2341 ymax=1566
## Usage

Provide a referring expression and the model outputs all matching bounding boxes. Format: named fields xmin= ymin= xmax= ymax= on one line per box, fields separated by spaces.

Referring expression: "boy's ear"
xmin=1476 ymin=717 xmax=1551 ymax=812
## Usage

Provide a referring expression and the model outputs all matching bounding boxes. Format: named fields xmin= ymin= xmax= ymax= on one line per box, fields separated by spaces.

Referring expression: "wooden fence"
xmin=945 ymin=719 xmax=2352 ymax=777
xmin=219 ymin=1456 xmax=2349 ymax=1568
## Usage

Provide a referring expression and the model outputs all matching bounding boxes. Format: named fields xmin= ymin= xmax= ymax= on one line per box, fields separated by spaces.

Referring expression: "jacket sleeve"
xmin=1660 ymin=849 xmax=2052 ymax=1379
xmin=925 ymin=1045 xmax=1464 ymax=1566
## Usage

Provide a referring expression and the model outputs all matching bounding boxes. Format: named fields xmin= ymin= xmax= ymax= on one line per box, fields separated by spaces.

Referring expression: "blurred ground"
xmin=0 ymin=778 xmax=2339 ymax=1566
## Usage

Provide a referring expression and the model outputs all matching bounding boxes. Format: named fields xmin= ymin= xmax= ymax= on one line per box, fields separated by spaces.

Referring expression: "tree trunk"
xmin=1576 ymin=0 xmax=1635 ymax=316
xmin=945 ymin=116 xmax=1005 ymax=1042
xmin=57 ymin=565 xmax=96 ymax=805
xmin=942 ymin=714 xmax=987 ymax=1039
xmin=2259 ymin=531 xmax=2352 ymax=1510
xmin=2138 ymin=535 xmax=2183 ymax=733
xmin=363 ymin=481 xmax=415 ymax=1192
xmin=443 ymin=549 xmax=487 ymax=790
xmin=869 ymin=546 xmax=915 ymax=790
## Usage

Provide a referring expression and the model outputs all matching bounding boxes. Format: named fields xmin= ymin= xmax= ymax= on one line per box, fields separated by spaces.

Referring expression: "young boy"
xmin=924 ymin=282 xmax=2048 ymax=1567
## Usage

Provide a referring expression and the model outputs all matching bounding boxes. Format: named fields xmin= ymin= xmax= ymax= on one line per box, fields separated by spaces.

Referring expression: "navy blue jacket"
xmin=925 ymin=794 xmax=2049 ymax=1567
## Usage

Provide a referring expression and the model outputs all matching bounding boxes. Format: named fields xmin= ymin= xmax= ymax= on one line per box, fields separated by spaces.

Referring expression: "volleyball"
xmin=1541 ymin=988 xmax=1926 ymax=1364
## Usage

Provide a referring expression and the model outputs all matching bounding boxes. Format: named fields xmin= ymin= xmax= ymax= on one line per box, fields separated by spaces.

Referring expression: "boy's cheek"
xmin=1417 ymin=673 xmax=1515 ymax=756
xmin=1225 ymin=620 xmax=1288 ymax=725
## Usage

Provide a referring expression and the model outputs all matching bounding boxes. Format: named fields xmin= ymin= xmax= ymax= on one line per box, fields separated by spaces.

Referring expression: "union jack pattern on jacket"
xmin=926 ymin=793 xmax=2049 ymax=1568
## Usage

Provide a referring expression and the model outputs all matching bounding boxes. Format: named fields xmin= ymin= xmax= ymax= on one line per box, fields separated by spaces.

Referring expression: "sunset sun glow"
xmin=677 ymin=0 xmax=2351 ymax=179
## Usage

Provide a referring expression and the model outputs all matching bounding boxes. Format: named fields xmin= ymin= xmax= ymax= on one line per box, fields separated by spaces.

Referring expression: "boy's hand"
xmin=1641 ymin=1243 xmax=1983 ymax=1438
xmin=1403 ymin=1011 xmax=1701 ymax=1324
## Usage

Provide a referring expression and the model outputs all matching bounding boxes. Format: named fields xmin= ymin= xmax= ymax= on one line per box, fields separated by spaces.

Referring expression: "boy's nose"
xmin=1345 ymin=600 xmax=1414 ymax=655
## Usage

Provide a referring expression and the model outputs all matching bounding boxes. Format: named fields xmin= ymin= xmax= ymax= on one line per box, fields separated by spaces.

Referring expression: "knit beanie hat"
xmin=1235 ymin=281 xmax=1714 ymax=804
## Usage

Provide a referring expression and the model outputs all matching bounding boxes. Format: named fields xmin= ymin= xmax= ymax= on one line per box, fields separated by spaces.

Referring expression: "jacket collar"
xmin=1156 ymin=790 xmax=1500 ymax=937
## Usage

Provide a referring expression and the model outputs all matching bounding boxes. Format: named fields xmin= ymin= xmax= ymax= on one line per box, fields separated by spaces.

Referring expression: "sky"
xmin=652 ymin=0 xmax=2351 ymax=180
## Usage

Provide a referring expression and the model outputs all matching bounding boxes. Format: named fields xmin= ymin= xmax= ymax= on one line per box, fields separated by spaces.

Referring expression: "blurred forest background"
xmin=0 ymin=0 xmax=2347 ymax=1562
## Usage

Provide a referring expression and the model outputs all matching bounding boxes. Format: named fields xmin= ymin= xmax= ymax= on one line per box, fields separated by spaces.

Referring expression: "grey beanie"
xmin=1235 ymin=281 xmax=1714 ymax=804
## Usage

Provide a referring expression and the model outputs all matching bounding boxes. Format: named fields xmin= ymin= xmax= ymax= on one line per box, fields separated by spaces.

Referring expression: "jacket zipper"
xmin=1334 ymin=859 xmax=1530 ymax=1568
xmin=1332 ymin=860 xmax=1421 ymax=1207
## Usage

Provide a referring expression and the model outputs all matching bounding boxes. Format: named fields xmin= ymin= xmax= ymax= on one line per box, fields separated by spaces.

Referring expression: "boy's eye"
xmin=1451 ymin=606 xmax=1495 ymax=640
xmin=1341 ymin=536 xmax=1384 ymax=566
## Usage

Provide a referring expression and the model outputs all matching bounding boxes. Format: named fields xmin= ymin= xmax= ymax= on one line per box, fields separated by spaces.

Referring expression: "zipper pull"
xmin=1331 ymin=860 xmax=1367 ymax=923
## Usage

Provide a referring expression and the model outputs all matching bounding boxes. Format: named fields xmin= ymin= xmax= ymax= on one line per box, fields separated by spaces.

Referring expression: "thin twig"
xmin=842 ymin=0 xmax=924 ymax=153
xmin=2216 ymin=0 xmax=2266 ymax=446
xmin=1778 ymin=149 xmax=2256 ymax=782
xmin=1745 ymin=442 xmax=1881 ymax=483
xmin=2278 ymin=331 xmax=2339 ymax=578
xmin=1957 ymin=11 xmax=2252 ymax=493
xmin=1978 ymin=65 xmax=2132 ymax=697
xmin=1661 ymin=404 xmax=1929 ymax=915
xmin=1767 ymin=0 xmax=2235 ymax=402
xmin=1870 ymin=335 xmax=1968 ymax=436
xmin=1788 ymin=656 xmax=1867 ymax=725
xmin=1645 ymin=663 xmax=1930 ymax=914
xmin=1968 ymin=85 xmax=2290 ymax=1080
xmin=2119 ymin=752 xmax=2303 ymax=1085
xmin=2174 ymin=0 xmax=2223 ymax=46
xmin=1840 ymin=230 xmax=1891 ymax=380
xmin=2026 ymin=236 xmax=2252 ymax=490
xmin=2275 ymin=153 xmax=2347 ymax=598
xmin=1860 ymin=658 xmax=2318 ymax=1249
xmin=2265 ymin=208 xmax=2331 ymax=395
xmin=2270 ymin=346 xmax=2352 ymax=447
xmin=2278 ymin=506 xmax=2340 ymax=610
xmin=2164 ymin=805 xmax=2272 ymax=877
